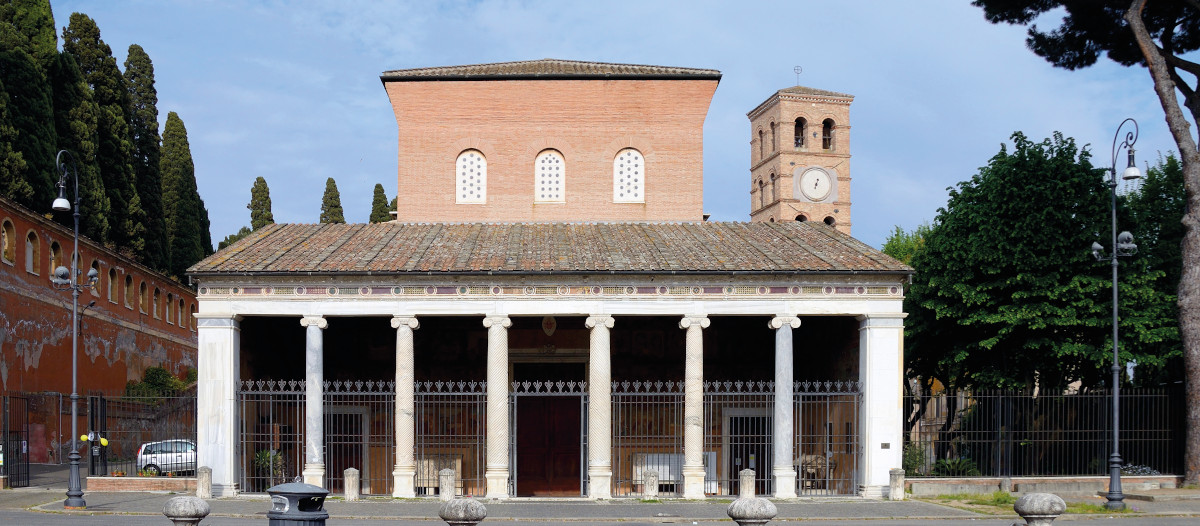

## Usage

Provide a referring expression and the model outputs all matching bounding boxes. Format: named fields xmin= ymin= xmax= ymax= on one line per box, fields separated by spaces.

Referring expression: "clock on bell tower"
xmin=745 ymin=85 xmax=853 ymax=234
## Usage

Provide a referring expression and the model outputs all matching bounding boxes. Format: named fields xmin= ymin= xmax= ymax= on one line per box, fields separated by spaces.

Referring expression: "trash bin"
xmin=266 ymin=481 xmax=328 ymax=525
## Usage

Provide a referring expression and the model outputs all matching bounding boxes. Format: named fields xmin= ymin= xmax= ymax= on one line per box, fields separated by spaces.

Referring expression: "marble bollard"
xmin=1013 ymin=492 xmax=1066 ymax=526
xmin=439 ymin=468 xmax=457 ymax=501
xmin=195 ymin=466 xmax=212 ymax=500
xmin=438 ymin=468 xmax=487 ymax=526
xmin=345 ymin=467 xmax=360 ymax=501
xmin=162 ymin=495 xmax=210 ymax=526
xmin=888 ymin=468 xmax=905 ymax=501
xmin=727 ymin=469 xmax=776 ymax=526
xmin=643 ymin=470 xmax=660 ymax=498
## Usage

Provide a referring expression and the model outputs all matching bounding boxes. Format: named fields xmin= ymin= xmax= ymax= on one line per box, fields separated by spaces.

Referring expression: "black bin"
xmin=266 ymin=482 xmax=328 ymax=525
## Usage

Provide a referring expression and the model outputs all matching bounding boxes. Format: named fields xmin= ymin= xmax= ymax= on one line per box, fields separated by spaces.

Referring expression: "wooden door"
xmin=516 ymin=396 xmax=581 ymax=496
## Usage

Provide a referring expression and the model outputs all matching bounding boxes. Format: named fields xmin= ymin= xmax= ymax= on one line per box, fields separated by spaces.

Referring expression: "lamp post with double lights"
xmin=1089 ymin=118 xmax=1142 ymax=511
xmin=49 ymin=150 xmax=97 ymax=509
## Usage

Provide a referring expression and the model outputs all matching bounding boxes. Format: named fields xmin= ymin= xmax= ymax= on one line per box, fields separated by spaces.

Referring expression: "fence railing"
xmin=904 ymin=388 xmax=1178 ymax=477
xmin=87 ymin=388 xmax=198 ymax=478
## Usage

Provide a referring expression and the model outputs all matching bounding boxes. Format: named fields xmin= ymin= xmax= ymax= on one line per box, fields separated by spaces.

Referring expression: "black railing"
xmin=86 ymin=389 xmax=197 ymax=477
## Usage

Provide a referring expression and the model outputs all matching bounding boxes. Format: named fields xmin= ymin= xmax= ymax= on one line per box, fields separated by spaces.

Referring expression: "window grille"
xmin=613 ymin=149 xmax=645 ymax=203
xmin=534 ymin=150 xmax=565 ymax=203
xmin=456 ymin=150 xmax=486 ymax=204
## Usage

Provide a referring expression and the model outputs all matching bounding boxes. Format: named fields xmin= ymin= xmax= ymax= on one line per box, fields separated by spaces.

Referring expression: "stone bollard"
xmin=437 ymin=468 xmax=487 ymax=526
xmin=439 ymin=468 xmax=457 ymax=501
xmin=1013 ymin=493 xmax=1066 ymax=526
xmin=726 ymin=469 xmax=777 ymax=526
xmin=195 ymin=466 xmax=212 ymax=500
xmin=643 ymin=470 xmax=659 ymax=498
xmin=162 ymin=495 xmax=210 ymax=526
xmin=344 ymin=467 xmax=360 ymax=501
xmin=888 ymin=468 xmax=905 ymax=501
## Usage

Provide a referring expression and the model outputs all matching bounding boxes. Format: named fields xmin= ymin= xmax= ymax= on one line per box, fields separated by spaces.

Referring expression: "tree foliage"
xmin=218 ymin=225 xmax=252 ymax=251
xmin=369 ymin=183 xmax=390 ymax=223
xmin=50 ymin=50 xmax=109 ymax=242
xmin=125 ymin=43 xmax=168 ymax=271
xmin=320 ymin=177 xmax=344 ymax=224
xmin=0 ymin=75 xmax=32 ymax=205
xmin=248 ymin=176 xmax=273 ymax=230
xmin=0 ymin=47 xmax=56 ymax=210
xmin=881 ymin=223 xmax=931 ymax=265
xmin=161 ymin=112 xmax=206 ymax=278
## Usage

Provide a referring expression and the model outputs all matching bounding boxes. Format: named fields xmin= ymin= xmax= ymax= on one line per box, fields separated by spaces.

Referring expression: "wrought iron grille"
xmin=794 ymin=380 xmax=861 ymax=496
xmin=415 ymin=381 xmax=486 ymax=497
xmin=705 ymin=381 xmax=773 ymax=496
xmin=904 ymin=388 xmax=1178 ymax=477
xmin=87 ymin=389 xmax=197 ymax=478
xmin=238 ymin=380 xmax=305 ymax=493
xmin=611 ymin=381 xmax=684 ymax=497
xmin=1 ymin=395 xmax=31 ymax=487
xmin=323 ymin=380 xmax=395 ymax=495
xmin=509 ymin=380 xmax=587 ymax=497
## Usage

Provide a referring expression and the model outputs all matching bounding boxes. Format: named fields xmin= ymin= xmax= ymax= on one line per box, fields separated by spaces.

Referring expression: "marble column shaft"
xmin=586 ymin=315 xmax=615 ymax=499
xmin=483 ymin=316 xmax=512 ymax=499
xmin=771 ymin=315 xmax=801 ymax=498
xmin=392 ymin=315 xmax=419 ymax=498
xmin=680 ymin=315 xmax=710 ymax=499
xmin=300 ymin=316 xmax=328 ymax=487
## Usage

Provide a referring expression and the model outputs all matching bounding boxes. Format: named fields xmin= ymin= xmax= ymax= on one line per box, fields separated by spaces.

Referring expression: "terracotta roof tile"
xmin=381 ymin=59 xmax=721 ymax=81
xmin=779 ymin=85 xmax=854 ymax=99
xmin=189 ymin=222 xmax=911 ymax=276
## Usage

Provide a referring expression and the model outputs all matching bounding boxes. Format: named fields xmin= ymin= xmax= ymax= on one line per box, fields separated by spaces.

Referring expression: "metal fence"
xmin=704 ymin=381 xmax=772 ymax=496
xmin=415 ymin=381 xmax=486 ymax=497
xmin=238 ymin=380 xmax=304 ymax=492
xmin=794 ymin=381 xmax=861 ymax=496
xmin=904 ymin=388 xmax=1178 ymax=477
xmin=612 ymin=381 xmax=683 ymax=497
xmin=324 ymin=380 xmax=395 ymax=495
xmin=87 ymin=389 xmax=197 ymax=478
xmin=1 ymin=395 xmax=31 ymax=487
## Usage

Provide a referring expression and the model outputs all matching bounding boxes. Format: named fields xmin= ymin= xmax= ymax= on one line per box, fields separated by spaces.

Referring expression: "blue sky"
xmin=50 ymin=1 xmax=1175 ymax=250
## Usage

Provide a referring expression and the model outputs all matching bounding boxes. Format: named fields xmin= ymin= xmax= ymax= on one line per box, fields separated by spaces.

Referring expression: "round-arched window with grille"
xmin=534 ymin=150 xmax=565 ymax=203
xmin=456 ymin=150 xmax=487 ymax=204
xmin=613 ymin=148 xmax=644 ymax=203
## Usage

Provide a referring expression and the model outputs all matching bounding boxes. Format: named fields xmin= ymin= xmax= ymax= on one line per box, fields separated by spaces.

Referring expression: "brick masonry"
xmin=86 ymin=475 xmax=196 ymax=492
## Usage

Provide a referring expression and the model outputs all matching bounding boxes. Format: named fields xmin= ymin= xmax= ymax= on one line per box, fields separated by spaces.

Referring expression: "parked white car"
xmin=136 ymin=439 xmax=196 ymax=475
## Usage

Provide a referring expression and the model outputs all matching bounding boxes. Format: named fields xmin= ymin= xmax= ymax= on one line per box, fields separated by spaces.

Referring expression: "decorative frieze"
xmin=198 ymin=282 xmax=902 ymax=299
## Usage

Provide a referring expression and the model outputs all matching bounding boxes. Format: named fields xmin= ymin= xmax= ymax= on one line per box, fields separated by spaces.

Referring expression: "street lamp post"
xmin=49 ymin=150 xmax=97 ymax=510
xmin=1090 ymin=118 xmax=1141 ymax=511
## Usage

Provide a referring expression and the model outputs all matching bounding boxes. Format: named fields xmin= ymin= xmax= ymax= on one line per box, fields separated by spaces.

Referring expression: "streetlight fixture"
xmin=49 ymin=150 xmax=97 ymax=510
xmin=1091 ymin=118 xmax=1141 ymax=511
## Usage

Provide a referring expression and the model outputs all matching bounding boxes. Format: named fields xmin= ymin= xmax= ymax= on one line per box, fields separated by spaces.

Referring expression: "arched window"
xmin=124 ymin=275 xmax=133 ymax=308
xmin=456 ymin=150 xmax=486 ymax=204
xmin=90 ymin=260 xmax=100 ymax=296
xmin=534 ymin=150 xmax=565 ymax=203
xmin=178 ymin=298 xmax=185 ymax=327
xmin=1 ymin=219 xmax=14 ymax=263
xmin=153 ymin=287 xmax=161 ymax=318
xmin=139 ymin=281 xmax=148 ymax=313
xmin=794 ymin=118 xmax=807 ymax=148
xmin=824 ymin=216 xmax=836 ymax=226
xmin=770 ymin=122 xmax=776 ymax=152
xmin=613 ymin=148 xmax=645 ymax=203
xmin=769 ymin=173 xmax=777 ymax=204
xmin=49 ymin=241 xmax=63 ymax=273
xmin=757 ymin=179 xmax=765 ymax=209
xmin=108 ymin=268 xmax=118 ymax=303
xmin=25 ymin=232 xmax=39 ymax=274
xmin=822 ymin=119 xmax=834 ymax=150
xmin=166 ymin=293 xmax=173 ymax=324
xmin=796 ymin=215 xmax=808 ymax=222
xmin=758 ymin=130 xmax=764 ymax=159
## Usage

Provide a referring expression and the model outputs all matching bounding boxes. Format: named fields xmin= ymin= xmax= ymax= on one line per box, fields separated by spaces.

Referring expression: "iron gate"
xmin=414 ymin=381 xmax=486 ymax=496
xmin=509 ymin=380 xmax=587 ymax=497
xmin=612 ymin=381 xmax=684 ymax=497
xmin=1 ymin=395 xmax=30 ymax=488
xmin=794 ymin=380 xmax=861 ymax=496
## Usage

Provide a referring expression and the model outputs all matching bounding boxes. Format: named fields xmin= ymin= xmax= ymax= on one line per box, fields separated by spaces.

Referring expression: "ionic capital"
xmin=585 ymin=315 xmax=615 ymax=329
xmin=300 ymin=316 xmax=328 ymax=329
xmin=679 ymin=316 xmax=710 ymax=329
xmin=482 ymin=316 xmax=512 ymax=329
xmin=391 ymin=315 xmax=420 ymax=330
xmin=769 ymin=316 xmax=801 ymax=329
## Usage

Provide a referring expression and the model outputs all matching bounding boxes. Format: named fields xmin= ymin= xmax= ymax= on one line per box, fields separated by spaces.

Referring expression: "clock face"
xmin=799 ymin=168 xmax=833 ymax=201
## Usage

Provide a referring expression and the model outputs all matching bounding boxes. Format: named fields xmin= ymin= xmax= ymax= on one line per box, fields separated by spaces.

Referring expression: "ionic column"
xmin=300 ymin=315 xmax=328 ymax=487
xmin=585 ymin=315 xmax=615 ymax=499
xmin=771 ymin=315 xmax=801 ymax=498
xmin=391 ymin=315 xmax=419 ymax=498
xmin=679 ymin=315 xmax=710 ymax=499
xmin=196 ymin=314 xmax=240 ymax=496
xmin=858 ymin=313 xmax=906 ymax=498
xmin=483 ymin=315 xmax=512 ymax=499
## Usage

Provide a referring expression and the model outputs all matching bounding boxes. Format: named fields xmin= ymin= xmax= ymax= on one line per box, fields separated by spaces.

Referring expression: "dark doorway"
xmin=514 ymin=363 xmax=583 ymax=497
xmin=728 ymin=415 xmax=771 ymax=496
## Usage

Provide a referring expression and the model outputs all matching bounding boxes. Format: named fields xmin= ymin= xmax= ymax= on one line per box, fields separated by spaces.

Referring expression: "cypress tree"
xmin=0 ymin=76 xmax=32 ymax=204
xmin=319 ymin=177 xmax=344 ymax=224
xmin=62 ymin=13 xmax=142 ymax=252
xmin=161 ymin=112 xmax=204 ymax=278
xmin=124 ymin=44 xmax=167 ymax=270
xmin=248 ymin=176 xmax=274 ymax=230
xmin=50 ymin=50 xmax=109 ymax=242
xmin=217 ymin=226 xmax=252 ymax=250
xmin=5 ymin=0 xmax=56 ymax=72
xmin=0 ymin=47 xmax=56 ymax=210
xmin=369 ymin=183 xmax=390 ymax=223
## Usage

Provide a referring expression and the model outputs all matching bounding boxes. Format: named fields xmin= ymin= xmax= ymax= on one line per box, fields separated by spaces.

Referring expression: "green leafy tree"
xmin=51 ymin=50 xmax=109 ymax=242
xmin=907 ymin=132 xmax=1172 ymax=391
xmin=320 ymin=177 xmax=344 ymax=224
xmin=248 ymin=176 xmax=274 ymax=230
xmin=0 ymin=47 xmax=56 ymax=210
xmin=1 ymin=0 xmax=57 ymax=72
xmin=217 ymin=225 xmax=252 ymax=250
xmin=0 ymin=76 xmax=32 ymax=204
xmin=881 ymin=223 xmax=930 ymax=266
xmin=369 ymin=183 xmax=390 ymax=223
xmin=974 ymin=0 xmax=1200 ymax=484
xmin=161 ymin=112 xmax=206 ymax=278
xmin=125 ymin=44 xmax=168 ymax=270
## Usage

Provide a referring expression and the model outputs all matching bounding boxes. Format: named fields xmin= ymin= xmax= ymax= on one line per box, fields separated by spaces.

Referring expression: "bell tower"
xmin=746 ymin=86 xmax=852 ymax=234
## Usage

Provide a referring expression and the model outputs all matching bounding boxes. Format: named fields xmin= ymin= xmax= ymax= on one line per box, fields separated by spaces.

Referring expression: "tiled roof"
xmin=779 ymin=85 xmax=854 ymax=99
xmin=189 ymin=222 xmax=910 ymax=276
xmin=381 ymin=59 xmax=722 ymax=81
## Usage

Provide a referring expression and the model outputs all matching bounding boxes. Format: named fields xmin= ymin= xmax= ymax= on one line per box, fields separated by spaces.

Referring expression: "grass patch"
xmin=639 ymin=499 xmax=661 ymax=503
xmin=1065 ymin=502 xmax=1133 ymax=514
xmin=964 ymin=491 xmax=1016 ymax=507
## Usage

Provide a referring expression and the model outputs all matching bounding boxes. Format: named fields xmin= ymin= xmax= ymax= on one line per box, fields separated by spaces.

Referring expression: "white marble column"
xmin=771 ymin=315 xmax=801 ymax=498
xmin=301 ymin=315 xmax=328 ymax=487
xmin=391 ymin=315 xmax=419 ymax=498
xmin=483 ymin=315 xmax=512 ymax=499
xmin=858 ymin=314 xmax=906 ymax=498
xmin=196 ymin=314 xmax=240 ymax=496
xmin=679 ymin=315 xmax=710 ymax=499
xmin=585 ymin=315 xmax=615 ymax=499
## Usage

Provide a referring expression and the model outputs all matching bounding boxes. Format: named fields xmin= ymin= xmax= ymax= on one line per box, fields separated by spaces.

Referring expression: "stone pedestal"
xmin=439 ymin=468 xmax=457 ymax=501
xmin=344 ymin=467 xmax=360 ymax=501
xmin=162 ymin=495 xmax=211 ymax=526
xmin=727 ymin=469 xmax=777 ymax=526
xmin=196 ymin=466 xmax=212 ymax=500
xmin=643 ymin=470 xmax=659 ymax=498
xmin=1014 ymin=493 xmax=1065 ymax=526
xmin=439 ymin=467 xmax=487 ymax=526
xmin=888 ymin=468 xmax=904 ymax=500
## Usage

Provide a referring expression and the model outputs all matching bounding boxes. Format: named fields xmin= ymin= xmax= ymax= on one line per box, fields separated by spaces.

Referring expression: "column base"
xmin=302 ymin=463 xmax=326 ymax=488
xmin=587 ymin=467 xmax=612 ymax=499
xmin=681 ymin=467 xmax=707 ymax=500
xmin=392 ymin=465 xmax=416 ymax=498
xmin=773 ymin=467 xmax=797 ymax=498
xmin=859 ymin=484 xmax=886 ymax=499
xmin=485 ymin=469 xmax=509 ymax=499
xmin=211 ymin=482 xmax=240 ymax=497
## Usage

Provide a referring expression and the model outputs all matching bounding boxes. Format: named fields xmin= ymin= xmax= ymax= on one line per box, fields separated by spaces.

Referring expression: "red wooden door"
xmin=516 ymin=396 xmax=581 ymax=496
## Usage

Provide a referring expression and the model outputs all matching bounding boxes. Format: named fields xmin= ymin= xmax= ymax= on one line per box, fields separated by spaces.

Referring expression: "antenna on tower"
xmin=793 ymin=66 xmax=802 ymax=85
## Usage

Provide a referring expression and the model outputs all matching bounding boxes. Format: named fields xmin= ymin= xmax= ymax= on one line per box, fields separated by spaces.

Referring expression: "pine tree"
xmin=369 ymin=183 xmax=390 ymax=223
xmin=0 ymin=76 xmax=31 ymax=204
xmin=124 ymin=44 xmax=167 ymax=270
xmin=62 ymin=13 xmax=142 ymax=252
xmin=319 ymin=177 xmax=345 ymax=224
xmin=50 ymin=51 xmax=109 ymax=242
xmin=5 ymin=0 xmax=57 ymax=72
xmin=248 ymin=176 xmax=274 ymax=230
xmin=161 ymin=112 xmax=205 ymax=278
xmin=0 ymin=47 xmax=56 ymax=210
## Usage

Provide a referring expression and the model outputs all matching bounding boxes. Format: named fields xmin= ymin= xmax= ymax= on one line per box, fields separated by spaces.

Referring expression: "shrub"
xmin=932 ymin=457 xmax=981 ymax=477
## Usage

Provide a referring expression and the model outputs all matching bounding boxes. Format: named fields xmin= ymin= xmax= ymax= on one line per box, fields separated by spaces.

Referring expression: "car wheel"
xmin=142 ymin=464 xmax=160 ymax=476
